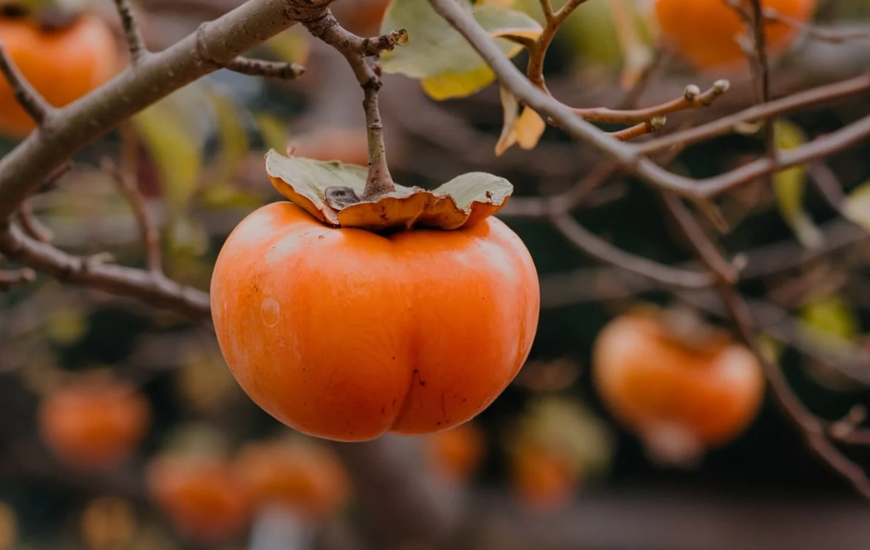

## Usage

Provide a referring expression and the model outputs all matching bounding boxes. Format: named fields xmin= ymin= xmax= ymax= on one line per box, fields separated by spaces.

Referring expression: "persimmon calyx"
xmin=265 ymin=149 xmax=514 ymax=231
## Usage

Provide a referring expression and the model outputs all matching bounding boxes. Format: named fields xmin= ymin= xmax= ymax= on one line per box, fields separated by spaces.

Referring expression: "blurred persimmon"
xmin=146 ymin=454 xmax=252 ymax=545
xmin=0 ymin=9 xmax=119 ymax=137
xmin=210 ymin=201 xmax=540 ymax=442
xmin=425 ymin=422 xmax=486 ymax=483
xmin=654 ymin=0 xmax=816 ymax=70
xmin=510 ymin=444 xmax=579 ymax=512
xmin=234 ymin=437 xmax=350 ymax=521
xmin=592 ymin=308 xmax=765 ymax=465
xmin=38 ymin=379 xmax=150 ymax=472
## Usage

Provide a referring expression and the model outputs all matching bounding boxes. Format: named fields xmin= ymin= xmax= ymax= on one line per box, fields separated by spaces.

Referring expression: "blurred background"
xmin=2 ymin=0 xmax=870 ymax=548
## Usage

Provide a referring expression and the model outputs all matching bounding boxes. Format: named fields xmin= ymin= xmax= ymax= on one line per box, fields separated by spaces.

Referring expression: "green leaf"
xmin=380 ymin=0 xmax=542 ymax=100
xmin=131 ymin=88 xmax=207 ymax=213
xmin=799 ymin=295 xmax=859 ymax=344
xmin=842 ymin=180 xmax=870 ymax=231
xmin=265 ymin=149 xmax=513 ymax=231
xmin=773 ymin=120 xmax=822 ymax=249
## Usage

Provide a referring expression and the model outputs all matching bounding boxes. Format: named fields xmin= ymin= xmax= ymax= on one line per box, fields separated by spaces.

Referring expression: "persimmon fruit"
xmin=210 ymin=201 xmax=539 ymax=442
xmin=592 ymin=310 xmax=765 ymax=460
xmin=0 ymin=11 xmax=119 ymax=137
xmin=510 ymin=444 xmax=579 ymax=512
xmin=288 ymin=127 xmax=369 ymax=167
xmin=425 ymin=422 xmax=486 ymax=482
xmin=37 ymin=380 xmax=150 ymax=472
xmin=654 ymin=0 xmax=816 ymax=70
xmin=146 ymin=455 xmax=251 ymax=544
xmin=234 ymin=438 xmax=350 ymax=520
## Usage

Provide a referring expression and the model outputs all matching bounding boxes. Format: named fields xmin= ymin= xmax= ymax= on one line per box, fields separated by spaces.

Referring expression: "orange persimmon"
xmin=654 ymin=0 xmax=816 ymax=70
xmin=210 ymin=202 xmax=539 ymax=442
xmin=592 ymin=310 xmax=765 ymax=460
xmin=510 ymin=444 xmax=579 ymax=512
xmin=234 ymin=438 xmax=350 ymax=520
xmin=146 ymin=455 xmax=251 ymax=544
xmin=0 ymin=11 xmax=119 ymax=137
xmin=425 ymin=422 xmax=486 ymax=483
xmin=38 ymin=380 xmax=150 ymax=472
xmin=288 ymin=127 xmax=369 ymax=167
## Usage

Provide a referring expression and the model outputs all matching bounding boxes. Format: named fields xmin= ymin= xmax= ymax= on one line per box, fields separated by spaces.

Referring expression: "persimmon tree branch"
xmin=0 ymin=0 xmax=334 ymax=222
xmin=303 ymin=11 xmax=407 ymax=200
xmin=112 ymin=0 xmax=148 ymax=62
xmin=226 ymin=57 xmax=306 ymax=79
xmin=0 ymin=46 xmax=54 ymax=126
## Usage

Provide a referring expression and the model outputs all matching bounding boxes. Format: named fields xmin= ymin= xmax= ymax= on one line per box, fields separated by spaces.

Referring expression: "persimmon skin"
xmin=146 ymin=456 xmax=251 ymax=544
xmin=210 ymin=202 xmax=540 ymax=442
xmin=0 ymin=14 xmax=119 ymax=137
xmin=592 ymin=312 xmax=765 ymax=447
xmin=654 ymin=0 xmax=816 ymax=70
xmin=38 ymin=381 xmax=150 ymax=472
xmin=234 ymin=440 xmax=350 ymax=520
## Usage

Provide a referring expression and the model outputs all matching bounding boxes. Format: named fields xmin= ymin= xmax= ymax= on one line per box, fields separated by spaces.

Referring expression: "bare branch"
xmin=112 ymin=0 xmax=149 ymax=62
xmin=303 ymin=11 xmax=408 ymax=200
xmin=0 ymin=265 xmax=35 ymax=290
xmin=102 ymin=156 xmax=161 ymax=273
xmin=611 ymin=117 xmax=666 ymax=141
xmin=15 ymin=200 xmax=52 ymax=243
xmin=549 ymin=211 xmax=716 ymax=289
xmin=226 ymin=57 xmax=305 ymax=79
xmin=0 ymin=224 xmax=209 ymax=319
xmin=0 ymin=45 xmax=54 ymax=126
xmin=0 ymin=0 xmax=335 ymax=221
xmin=764 ymin=8 xmax=870 ymax=44
xmin=573 ymin=81 xmax=730 ymax=125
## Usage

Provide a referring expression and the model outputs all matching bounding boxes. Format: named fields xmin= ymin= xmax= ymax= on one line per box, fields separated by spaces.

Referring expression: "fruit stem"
xmin=361 ymin=78 xmax=396 ymax=200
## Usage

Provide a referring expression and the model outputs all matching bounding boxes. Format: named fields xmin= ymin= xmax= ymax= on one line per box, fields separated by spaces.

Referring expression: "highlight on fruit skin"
xmin=653 ymin=0 xmax=817 ymax=70
xmin=592 ymin=307 xmax=765 ymax=466
xmin=146 ymin=454 xmax=252 ymax=545
xmin=233 ymin=437 xmax=351 ymax=521
xmin=37 ymin=379 xmax=151 ymax=472
xmin=0 ymin=8 xmax=119 ymax=137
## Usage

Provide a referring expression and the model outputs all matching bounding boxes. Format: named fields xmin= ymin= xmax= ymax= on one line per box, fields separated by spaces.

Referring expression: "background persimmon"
xmin=0 ymin=11 xmax=119 ymax=137
xmin=37 ymin=379 xmax=150 ymax=472
xmin=234 ymin=437 xmax=351 ymax=520
xmin=654 ymin=0 xmax=816 ymax=70
xmin=592 ymin=309 xmax=765 ymax=463
xmin=425 ymin=422 xmax=486 ymax=483
xmin=510 ymin=444 xmax=579 ymax=512
xmin=210 ymin=202 xmax=540 ymax=442
xmin=146 ymin=454 xmax=251 ymax=544
xmin=287 ymin=127 xmax=369 ymax=166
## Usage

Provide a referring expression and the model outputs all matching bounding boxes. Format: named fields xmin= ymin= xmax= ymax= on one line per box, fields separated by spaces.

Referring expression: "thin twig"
xmin=225 ymin=57 xmax=305 ymax=79
xmin=573 ymin=81 xmax=730 ymax=125
xmin=611 ymin=117 xmax=666 ymax=141
xmin=112 ymin=0 xmax=149 ymax=62
xmin=0 ymin=265 xmax=35 ymax=290
xmin=303 ymin=11 xmax=408 ymax=200
xmin=764 ymin=8 xmax=870 ymax=43
xmin=102 ymin=126 xmax=162 ymax=273
xmin=15 ymin=200 xmax=52 ymax=243
xmin=549 ymin=211 xmax=716 ymax=289
xmin=0 ymin=45 xmax=53 ymax=125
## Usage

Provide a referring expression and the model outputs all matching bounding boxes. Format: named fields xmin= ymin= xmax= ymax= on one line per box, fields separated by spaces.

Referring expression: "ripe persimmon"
xmin=510 ymin=444 xmax=579 ymax=512
xmin=592 ymin=309 xmax=765 ymax=462
xmin=146 ymin=455 xmax=251 ymax=544
xmin=425 ymin=422 xmax=486 ymax=483
xmin=0 ymin=10 xmax=119 ymax=137
xmin=211 ymin=201 xmax=539 ymax=442
xmin=654 ymin=0 xmax=816 ymax=70
xmin=234 ymin=438 xmax=350 ymax=520
xmin=37 ymin=379 xmax=150 ymax=472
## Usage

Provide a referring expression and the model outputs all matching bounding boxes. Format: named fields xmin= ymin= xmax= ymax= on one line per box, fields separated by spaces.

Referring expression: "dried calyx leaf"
xmin=265 ymin=149 xmax=513 ymax=232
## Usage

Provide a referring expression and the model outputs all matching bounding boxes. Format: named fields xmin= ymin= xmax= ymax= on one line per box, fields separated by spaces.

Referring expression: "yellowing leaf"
xmin=380 ymin=0 xmax=542 ymax=100
xmin=132 ymin=90 xmax=205 ymax=213
xmin=45 ymin=306 xmax=87 ymax=345
xmin=254 ymin=112 xmax=290 ymax=152
xmin=264 ymin=26 xmax=312 ymax=65
xmin=800 ymin=295 xmax=859 ymax=344
xmin=773 ymin=120 xmax=822 ymax=249
xmin=496 ymin=87 xmax=546 ymax=155
xmin=265 ymin=150 xmax=513 ymax=231
xmin=206 ymin=89 xmax=250 ymax=188
xmin=842 ymin=180 xmax=870 ymax=231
